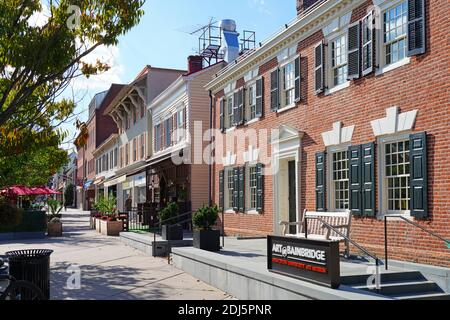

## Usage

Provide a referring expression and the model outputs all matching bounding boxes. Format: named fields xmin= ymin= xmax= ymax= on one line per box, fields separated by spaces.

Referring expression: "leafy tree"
xmin=0 ymin=0 xmax=145 ymax=148
xmin=64 ymin=183 xmax=74 ymax=207
xmin=0 ymin=144 xmax=68 ymax=187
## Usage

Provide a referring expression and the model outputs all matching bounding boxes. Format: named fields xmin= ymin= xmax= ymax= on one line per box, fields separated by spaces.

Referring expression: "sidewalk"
xmin=0 ymin=208 xmax=231 ymax=300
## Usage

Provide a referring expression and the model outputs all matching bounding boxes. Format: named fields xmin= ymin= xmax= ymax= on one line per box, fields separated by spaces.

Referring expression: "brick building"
xmin=76 ymin=85 xmax=123 ymax=210
xmin=207 ymin=0 xmax=450 ymax=267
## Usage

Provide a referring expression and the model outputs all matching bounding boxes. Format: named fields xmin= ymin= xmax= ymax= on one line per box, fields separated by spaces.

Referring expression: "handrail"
xmin=384 ymin=215 xmax=450 ymax=270
xmin=153 ymin=210 xmax=193 ymax=256
xmin=305 ymin=216 xmax=381 ymax=291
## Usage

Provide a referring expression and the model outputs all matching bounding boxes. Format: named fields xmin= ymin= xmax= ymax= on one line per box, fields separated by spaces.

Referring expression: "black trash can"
xmin=6 ymin=249 xmax=53 ymax=299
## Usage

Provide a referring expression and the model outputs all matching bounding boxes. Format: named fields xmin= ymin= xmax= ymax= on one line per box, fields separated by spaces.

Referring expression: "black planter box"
xmin=162 ymin=224 xmax=183 ymax=241
xmin=193 ymin=230 xmax=220 ymax=252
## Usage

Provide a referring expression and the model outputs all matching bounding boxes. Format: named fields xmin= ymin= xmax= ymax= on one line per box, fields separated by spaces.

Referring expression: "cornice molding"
xmin=207 ymin=0 xmax=364 ymax=93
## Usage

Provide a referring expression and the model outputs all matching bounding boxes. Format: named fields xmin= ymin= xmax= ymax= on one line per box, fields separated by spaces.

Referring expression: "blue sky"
xmin=62 ymin=0 xmax=296 ymax=149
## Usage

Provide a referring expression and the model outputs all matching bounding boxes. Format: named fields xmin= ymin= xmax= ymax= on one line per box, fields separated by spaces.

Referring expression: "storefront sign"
xmin=267 ymin=236 xmax=340 ymax=289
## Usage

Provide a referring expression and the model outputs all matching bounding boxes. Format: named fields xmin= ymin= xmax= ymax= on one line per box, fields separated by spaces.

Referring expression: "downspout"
xmin=208 ymin=90 xmax=213 ymax=206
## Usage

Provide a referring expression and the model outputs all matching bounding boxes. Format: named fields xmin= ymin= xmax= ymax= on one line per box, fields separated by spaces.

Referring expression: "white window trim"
xmin=326 ymin=144 xmax=350 ymax=212
xmin=324 ymin=28 xmax=350 ymax=94
xmin=375 ymin=0 xmax=410 ymax=76
xmin=377 ymin=132 xmax=412 ymax=218
xmin=225 ymin=93 xmax=235 ymax=130
xmin=245 ymin=80 xmax=259 ymax=124
xmin=244 ymin=163 xmax=258 ymax=214
xmin=274 ymin=55 xmax=299 ymax=111
xmin=224 ymin=167 xmax=235 ymax=213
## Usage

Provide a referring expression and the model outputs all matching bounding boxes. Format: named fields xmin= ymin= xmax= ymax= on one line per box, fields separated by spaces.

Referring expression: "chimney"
xmin=297 ymin=0 xmax=320 ymax=16
xmin=220 ymin=19 xmax=240 ymax=63
xmin=187 ymin=55 xmax=203 ymax=74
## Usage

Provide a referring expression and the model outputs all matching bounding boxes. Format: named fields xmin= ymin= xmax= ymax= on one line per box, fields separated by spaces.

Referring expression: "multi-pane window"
xmin=385 ymin=140 xmax=410 ymax=212
xmin=248 ymin=84 xmax=257 ymax=120
xmin=331 ymin=34 xmax=348 ymax=86
xmin=332 ymin=151 xmax=349 ymax=210
xmin=383 ymin=1 xmax=408 ymax=65
xmin=227 ymin=169 xmax=234 ymax=209
xmin=133 ymin=139 xmax=137 ymax=162
xmin=177 ymin=109 xmax=185 ymax=142
xmin=155 ymin=124 xmax=161 ymax=152
xmin=283 ymin=62 xmax=295 ymax=106
xmin=227 ymin=96 xmax=234 ymax=129
xmin=165 ymin=118 xmax=172 ymax=148
xmin=140 ymin=134 xmax=145 ymax=159
xmin=249 ymin=166 xmax=257 ymax=210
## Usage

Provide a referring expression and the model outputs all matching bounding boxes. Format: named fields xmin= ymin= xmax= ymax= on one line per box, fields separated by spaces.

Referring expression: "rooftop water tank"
xmin=219 ymin=19 xmax=236 ymax=32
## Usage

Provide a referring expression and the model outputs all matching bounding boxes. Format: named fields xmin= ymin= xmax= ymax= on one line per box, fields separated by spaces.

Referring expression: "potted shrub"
xmin=159 ymin=202 xmax=182 ymax=240
xmin=192 ymin=205 xmax=220 ymax=252
xmin=46 ymin=199 xmax=63 ymax=220
xmin=96 ymin=196 xmax=123 ymax=236
xmin=47 ymin=217 xmax=63 ymax=237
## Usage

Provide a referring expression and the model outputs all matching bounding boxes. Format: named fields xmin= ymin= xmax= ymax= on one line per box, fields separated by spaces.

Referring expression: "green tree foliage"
xmin=64 ymin=183 xmax=74 ymax=206
xmin=0 ymin=145 xmax=68 ymax=187
xmin=0 ymin=0 xmax=145 ymax=152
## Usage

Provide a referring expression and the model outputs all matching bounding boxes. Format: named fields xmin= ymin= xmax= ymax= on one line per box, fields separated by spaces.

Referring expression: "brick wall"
xmin=213 ymin=0 xmax=450 ymax=267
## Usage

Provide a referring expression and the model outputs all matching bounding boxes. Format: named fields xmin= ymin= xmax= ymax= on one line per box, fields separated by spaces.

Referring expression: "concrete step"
xmin=354 ymin=280 xmax=442 ymax=296
xmin=396 ymin=292 xmax=450 ymax=300
xmin=341 ymin=271 xmax=425 ymax=286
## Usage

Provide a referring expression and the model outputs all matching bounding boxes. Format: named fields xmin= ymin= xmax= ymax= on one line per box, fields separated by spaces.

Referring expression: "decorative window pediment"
xmin=371 ymin=106 xmax=418 ymax=137
xmin=321 ymin=122 xmax=355 ymax=147
xmin=222 ymin=151 xmax=237 ymax=167
xmin=243 ymin=145 xmax=260 ymax=163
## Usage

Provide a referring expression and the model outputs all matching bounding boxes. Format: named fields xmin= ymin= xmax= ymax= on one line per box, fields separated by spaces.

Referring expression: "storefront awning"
xmin=104 ymin=175 xmax=126 ymax=188
xmin=146 ymin=153 xmax=174 ymax=167
xmin=93 ymin=177 xmax=105 ymax=185
xmin=84 ymin=180 xmax=93 ymax=189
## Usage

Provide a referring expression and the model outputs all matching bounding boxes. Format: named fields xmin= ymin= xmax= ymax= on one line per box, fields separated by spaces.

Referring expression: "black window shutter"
xmin=315 ymin=152 xmax=326 ymax=212
xmin=270 ymin=69 xmax=280 ymax=112
xmin=256 ymin=163 xmax=264 ymax=213
xmin=238 ymin=88 xmax=245 ymax=125
xmin=347 ymin=21 xmax=361 ymax=80
xmin=294 ymin=56 xmax=301 ymax=102
xmin=238 ymin=166 xmax=245 ymax=212
xmin=219 ymin=99 xmax=225 ymax=132
xmin=362 ymin=11 xmax=374 ymax=75
xmin=233 ymin=91 xmax=239 ymax=125
xmin=349 ymin=145 xmax=363 ymax=216
xmin=255 ymin=77 xmax=264 ymax=118
xmin=409 ymin=132 xmax=428 ymax=219
xmin=232 ymin=167 xmax=239 ymax=211
xmin=361 ymin=142 xmax=376 ymax=216
xmin=407 ymin=0 xmax=426 ymax=56
xmin=314 ymin=41 xmax=324 ymax=94
xmin=219 ymin=170 xmax=224 ymax=211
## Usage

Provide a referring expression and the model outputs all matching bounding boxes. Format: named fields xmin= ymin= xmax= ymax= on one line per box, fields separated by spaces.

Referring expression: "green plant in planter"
xmin=47 ymin=199 xmax=63 ymax=219
xmin=158 ymin=202 xmax=179 ymax=225
xmin=95 ymin=196 xmax=117 ymax=220
xmin=0 ymin=201 xmax=23 ymax=227
xmin=193 ymin=205 xmax=219 ymax=231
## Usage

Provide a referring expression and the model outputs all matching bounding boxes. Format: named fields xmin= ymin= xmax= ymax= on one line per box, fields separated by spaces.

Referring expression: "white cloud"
xmin=71 ymin=44 xmax=125 ymax=92
xmin=252 ymin=0 xmax=272 ymax=16
xmin=28 ymin=2 xmax=50 ymax=27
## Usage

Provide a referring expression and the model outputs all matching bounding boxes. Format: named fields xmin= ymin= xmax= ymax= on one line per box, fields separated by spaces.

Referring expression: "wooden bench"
xmin=279 ymin=209 xmax=352 ymax=257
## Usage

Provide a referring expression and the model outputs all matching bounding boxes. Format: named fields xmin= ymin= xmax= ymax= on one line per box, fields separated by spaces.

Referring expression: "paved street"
xmin=0 ymin=209 xmax=231 ymax=300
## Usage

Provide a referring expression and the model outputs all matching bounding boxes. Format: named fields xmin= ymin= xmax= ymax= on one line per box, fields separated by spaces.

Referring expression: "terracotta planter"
xmin=47 ymin=222 xmax=63 ymax=237
xmin=100 ymin=220 xmax=123 ymax=236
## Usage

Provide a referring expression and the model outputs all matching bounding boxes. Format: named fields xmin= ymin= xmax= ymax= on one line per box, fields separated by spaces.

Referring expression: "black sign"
xmin=267 ymin=236 xmax=340 ymax=289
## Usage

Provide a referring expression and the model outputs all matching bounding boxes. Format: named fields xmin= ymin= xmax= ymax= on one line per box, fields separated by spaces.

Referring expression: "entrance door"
xmin=288 ymin=161 xmax=297 ymax=234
